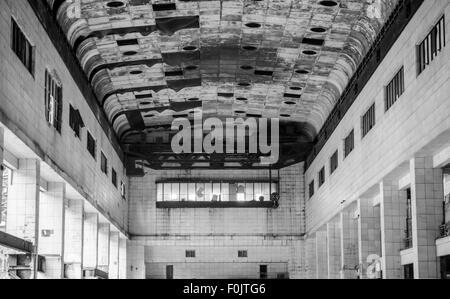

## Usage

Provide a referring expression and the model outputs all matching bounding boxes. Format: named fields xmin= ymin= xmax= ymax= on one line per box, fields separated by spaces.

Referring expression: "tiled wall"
xmin=129 ymin=163 xmax=305 ymax=236
xmin=305 ymin=0 xmax=450 ymax=233
xmin=0 ymin=0 xmax=127 ymax=232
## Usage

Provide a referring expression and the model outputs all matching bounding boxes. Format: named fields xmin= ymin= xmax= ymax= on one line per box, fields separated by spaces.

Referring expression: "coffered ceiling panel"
xmin=49 ymin=0 xmax=398 ymax=144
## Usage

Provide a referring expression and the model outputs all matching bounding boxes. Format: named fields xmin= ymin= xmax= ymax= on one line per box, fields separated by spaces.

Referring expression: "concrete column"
xmin=327 ymin=218 xmax=341 ymax=279
xmin=97 ymin=223 xmax=110 ymax=273
xmin=6 ymin=159 xmax=40 ymax=279
xmin=380 ymin=180 xmax=407 ymax=279
xmin=341 ymin=205 xmax=359 ymax=279
xmin=64 ymin=198 xmax=84 ymax=279
xmin=109 ymin=232 xmax=120 ymax=279
xmin=37 ymin=183 xmax=66 ymax=279
xmin=316 ymin=227 xmax=328 ymax=279
xmin=83 ymin=213 xmax=98 ymax=270
xmin=118 ymin=237 xmax=127 ymax=279
xmin=305 ymin=234 xmax=317 ymax=279
xmin=358 ymin=197 xmax=382 ymax=279
xmin=410 ymin=157 xmax=444 ymax=279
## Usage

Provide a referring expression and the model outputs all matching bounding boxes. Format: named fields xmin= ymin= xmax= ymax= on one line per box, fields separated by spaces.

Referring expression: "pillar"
xmin=109 ymin=232 xmax=119 ymax=279
xmin=327 ymin=217 xmax=341 ymax=279
xmin=64 ymin=198 xmax=84 ymax=279
xmin=83 ymin=213 xmax=98 ymax=271
xmin=305 ymin=234 xmax=317 ymax=279
xmin=316 ymin=227 xmax=328 ymax=279
xmin=37 ymin=183 xmax=66 ymax=279
xmin=341 ymin=205 xmax=359 ymax=279
xmin=97 ymin=223 xmax=110 ymax=274
xmin=118 ymin=237 xmax=127 ymax=279
xmin=380 ymin=180 xmax=407 ymax=279
xmin=410 ymin=157 xmax=444 ymax=279
xmin=0 ymin=127 xmax=3 ymax=222
xmin=358 ymin=197 xmax=382 ymax=279
xmin=6 ymin=159 xmax=40 ymax=279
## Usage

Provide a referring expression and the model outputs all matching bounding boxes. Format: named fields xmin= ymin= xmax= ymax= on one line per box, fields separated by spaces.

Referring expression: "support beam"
xmin=410 ymin=157 xmax=444 ymax=279
xmin=118 ymin=237 xmax=127 ymax=279
xmin=97 ymin=223 xmax=110 ymax=274
xmin=6 ymin=159 xmax=40 ymax=279
xmin=83 ymin=213 xmax=99 ymax=271
xmin=64 ymin=199 xmax=84 ymax=279
xmin=37 ymin=183 xmax=66 ymax=279
xmin=109 ymin=232 xmax=120 ymax=279
xmin=358 ymin=197 xmax=382 ymax=279
xmin=316 ymin=227 xmax=328 ymax=279
xmin=305 ymin=234 xmax=317 ymax=279
xmin=380 ymin=180 xmax=407 ymax=279
xmin=340 ymin=205 xmax=359 ymax=279
xmin=327 ymin=218 xmax=341 ymax=279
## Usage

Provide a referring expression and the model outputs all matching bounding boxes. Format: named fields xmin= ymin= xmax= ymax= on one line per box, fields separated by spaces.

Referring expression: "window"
xmin=100 ymin=152 xmax=108 ymax=175
xmin=185 ymin=250 xmax=196 ymax=258
xmin=111 ymin=168 xmax=117 ymax=188
xmin=69 ymin=105 xmax=84 ymax=138
xmin=361 ymin=104 xmax=376 ymax=138
xmin=166 ymin=265 xmax=174 ymax=280
xmin=309 ymin=181 xmax=315 ymax=199
xmin=11 ymin=18 xmax=34 ymax=74
xmin=417 ymin=16 xmax=446 ymax=74
xmin=238 ymin=250 xmax=248 ymax=258
xmin=405 ymin=188 xmax=413 ymax=250
xmin=156 ymin=181 xmax=278 ymax=202
xmin=45 ymin=70 xmax=63 ymax=133
xmin=385 ymin=67 xmax=405 ymax=111
xmin=260 ymin=265 xmax=268 ymax=280
xmin=87 ymin=132 xmax=96 ymax=159
xmin=344 ymin=130 xmax=355 ymax=158
xmin=330 ymin=151 xmax=339 ymax=175
xmin=120 ymin=181 xmax=126 ymax=199
xmin=318 ymin=167 xmax=325 ymax=187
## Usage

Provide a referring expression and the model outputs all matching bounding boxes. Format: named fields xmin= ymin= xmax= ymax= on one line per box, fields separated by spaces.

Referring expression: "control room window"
xmin=185 ymin=250 xmax=196 ymax=258
xmin=238 ymin=250 xmax=248 ymax=258
xmin=385 ymin=67 xmax=405 ymax=112
xmin=156 ymin=181 xmax=278 ymax=203
xmin=45 ymin=70 xmax=63 ymax=133
xmin=121 ymin=181 xmax=126 ymax=199
xmin=417 ymin=15 xmax=446 ymax=75
xmin=11 ymin=18 xmax=34 ymax=75
xmin=100 ymin=152 xmax=108 ymax=176
xmin=87 ymin=131 xmax=97 ymax=159
xmin=361 ymin=104 xmax=376 ymax=138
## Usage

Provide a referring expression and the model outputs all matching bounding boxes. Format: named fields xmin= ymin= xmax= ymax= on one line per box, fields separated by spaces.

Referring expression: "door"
xmin=166 ymin=265 xmax=174 ymax=280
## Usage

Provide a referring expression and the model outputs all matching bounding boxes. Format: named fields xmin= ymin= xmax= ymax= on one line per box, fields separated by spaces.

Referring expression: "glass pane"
xmin=170 ymin=183 xmax=179 ymax=201
xmin=237 ymin=183 xmax=246 ymax=202
xmin=221 ymin=183 xmax=229 ymax=202
xmin=254 ymin=183 xmax=263 ymax=202
xmin=205 ymin=183 xmax=212 ymax=202
xmin=180 ymin=183 xmax=188 ymax=202
xmin=157 ymin=184 xmax=163 ymax=202
xmin=262 ymin=183 xmax=270 ymax=202
xmin=212 ymin=183 xmax=221 ymax=202
xmin=196 ymin=183 xmax=205 ymax=201
xmin=163 ymin=183 xmax=171 ymax=202
xmin=229 ymin=183 xmax=237 ymax=202
xmin=246 ymin=183 xmax=254 ymax=201
xmin=188 ymin=183 xmax=196 ymax=201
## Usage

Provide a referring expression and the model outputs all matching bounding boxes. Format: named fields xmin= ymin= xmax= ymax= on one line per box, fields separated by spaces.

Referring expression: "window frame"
xmin=417 ymin=15 xmax=446 ymax=75
xmin=318 ymin=167 xmax=326 ymax=188
xmin=330 ymin=150 xmax=339 ymax=175
xmin=361 ymin=103 xmax=376 ymax=139
xmin=385 ymin=66 xmax=405 ymax=112
xmin=44 ymin=69 xmax=63 ymax=133
xmin=86 ymin=131 xmax=97 ymax=160
xmin=100 ymin=152 xmax=108 ymax=176
xmin=11 ymin=17 xmax=35 ymax=76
